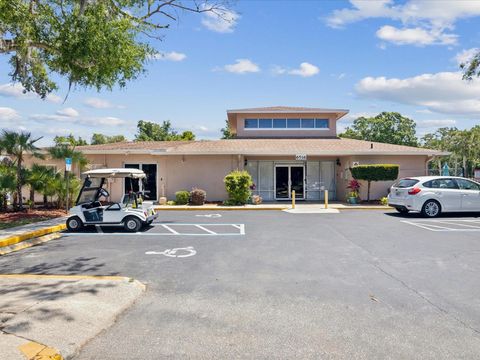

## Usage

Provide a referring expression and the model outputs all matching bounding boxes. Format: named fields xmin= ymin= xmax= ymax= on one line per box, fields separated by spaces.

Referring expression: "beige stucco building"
xmin=25 ymin=106 xmax=445 ymax=203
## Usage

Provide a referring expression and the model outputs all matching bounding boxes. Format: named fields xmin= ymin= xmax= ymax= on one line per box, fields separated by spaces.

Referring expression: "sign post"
xmin=65 ymin=158 xmax=72 ymax=212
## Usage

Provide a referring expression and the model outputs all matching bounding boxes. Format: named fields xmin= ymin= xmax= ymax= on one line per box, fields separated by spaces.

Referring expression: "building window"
xmin=315 ymin=119 xmax=329 ymax=128
xmin=244 ymin=119 xmax=258 ymax=128
xmin=259 ymin=118 xmax=273 ymax=128
xmin=301 ymin=119 xmax=315 ymax=128
xmin=287 ymin=119 xmax=301 ymax=128
xmin=245 ymin=117 xmax=329 ymax=130
xmin=273 ymin=119 xmax=287 ymax=128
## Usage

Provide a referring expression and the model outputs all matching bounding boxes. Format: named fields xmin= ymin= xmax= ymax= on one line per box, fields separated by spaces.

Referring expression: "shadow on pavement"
xmin=385 ymin=211 xmax=480 ymax=219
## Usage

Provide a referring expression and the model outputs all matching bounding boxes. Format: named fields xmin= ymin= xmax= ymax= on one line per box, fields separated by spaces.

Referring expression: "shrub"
xmin=224 ymin=170 xmax=253 ymax=205
xmin=380 ymin=197 xmax=388 ymax=206
xmin=166 ymin=200 xmax=176 ymax=206
xmin=251 ymin=194 xmax=262 ymax=205
xmin=351 ymin=164 xmax=399 ymax=202
xmin=190 ymin=188 xmax=206 ymax=205
xmin=175 ymin=190 xmax=190 ymax=205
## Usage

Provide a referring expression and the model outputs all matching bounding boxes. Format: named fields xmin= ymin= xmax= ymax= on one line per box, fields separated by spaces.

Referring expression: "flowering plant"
xmin=250 ymin=183 xmax=256 ymax=191
xmin=347 ymin=179 xmax=360 ymax=197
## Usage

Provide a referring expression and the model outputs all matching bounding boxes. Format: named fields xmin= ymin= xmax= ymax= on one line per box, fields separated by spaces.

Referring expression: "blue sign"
xmin=65 ymin=157 xmax=72 ymax=171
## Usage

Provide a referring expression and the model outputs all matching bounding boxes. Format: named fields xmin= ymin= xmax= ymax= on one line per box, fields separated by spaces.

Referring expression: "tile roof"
xmin=76 ymin=138 xmax=446 ymax=156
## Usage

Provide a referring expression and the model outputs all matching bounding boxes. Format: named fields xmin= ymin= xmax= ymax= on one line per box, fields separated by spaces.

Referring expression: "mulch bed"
xmin=0 ymin=209 xmax=67 ymax=230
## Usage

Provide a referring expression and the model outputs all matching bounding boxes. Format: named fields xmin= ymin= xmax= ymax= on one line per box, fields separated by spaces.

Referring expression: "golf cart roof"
xmin=82 ymin=168 xmax=146 ymax=179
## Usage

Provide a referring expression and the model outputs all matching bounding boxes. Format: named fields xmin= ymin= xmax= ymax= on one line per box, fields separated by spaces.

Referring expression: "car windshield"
xmin=395 ymin=179 xmax=419 ymax=188
xmin=76 ymin=177 xmax=105 ymax=204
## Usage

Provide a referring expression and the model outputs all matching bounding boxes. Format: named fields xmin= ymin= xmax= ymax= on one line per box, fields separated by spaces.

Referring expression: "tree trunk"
xmin=43 ymin=193 xmax=48 ymax=208
xmin=29 ymin=188 xmax=35 ymax=209
xmin=367 ymin=181 xmax=371 ymax=202
xmin=16 ymin=159 xmax=23 ymax=209
xmin=463 ymin=156 xmax=467 ymax=177
xmin=437 ymin=159 xmax=442 ymax=176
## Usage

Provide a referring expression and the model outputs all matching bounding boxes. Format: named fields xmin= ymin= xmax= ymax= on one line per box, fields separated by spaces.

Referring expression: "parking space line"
xmin=432 ymin=220 xmax=480 ymax=229
xmin=401 ymin=221 xmax=446 ymax=232
xmin=195 ymin=225 xmax=217 ymax=235
xmin=162 ymin=224 xmax=179 ymax=235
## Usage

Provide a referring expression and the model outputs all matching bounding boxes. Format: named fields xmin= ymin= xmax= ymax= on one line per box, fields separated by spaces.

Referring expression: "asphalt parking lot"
xmin=1 ymin=209 xmax=480 ymax=359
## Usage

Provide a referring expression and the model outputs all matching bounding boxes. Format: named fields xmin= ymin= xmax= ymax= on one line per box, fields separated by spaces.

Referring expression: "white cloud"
xmin=83 ymin=97 xmax=124 ymax=109
xmin=202 ymin=8 xmax=239 ymax=33
xmin=355 ymin=71 xmax=480 ymax=116
xmin=223 ymin=59 xmax=260 ymax=74
xmin=0 ymin=83 xmax=62 ymax=103
xmin=149 ymin=51 xmax=187 ymax=62
xmin=271 ymin=63 xmax=320 ymax=77
xmin=326 ymin=0 xmax=480 ymax=46
xmin=288 ymin=62 xmax=320 ymax=77
xmin=454 ymin=48 xmax=480 ymax=66
xmin=376 ymin=25 xmax=457 ymax=46
xmin=56 ymin=107 xmax=79 ymax=117
xmin=30 ymin=113 xmax=126 ymax=126
xmin=416 ymin=119 xmax=456 ymax=128
xmin=0 ymin=107 xmax=21 ymax=123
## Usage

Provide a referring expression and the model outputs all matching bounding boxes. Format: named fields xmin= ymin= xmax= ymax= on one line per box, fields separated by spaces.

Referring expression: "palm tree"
xmin=26 ymin=164 xmax=55 ymax=208
xmin=0 ymin=130 xmax=44 ymax=209
xmin=48 ymin=142 xmax=88 ymax=174
xmin=0 ymin=163 xmax=16 ymax=210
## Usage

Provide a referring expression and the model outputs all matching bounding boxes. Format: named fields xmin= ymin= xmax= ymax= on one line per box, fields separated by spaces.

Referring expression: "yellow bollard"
xmin=292 ymin=190 xmax=296 ymax=209
xmin=324 ymin=190 xmax=329 ymax=209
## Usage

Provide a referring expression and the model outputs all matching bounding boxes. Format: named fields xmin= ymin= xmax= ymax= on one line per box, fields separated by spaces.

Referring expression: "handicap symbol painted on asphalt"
xmin=195 ymin=214 xmax=222 ymax=218
xmin=145 ymin=246 xmax=197 ymax=258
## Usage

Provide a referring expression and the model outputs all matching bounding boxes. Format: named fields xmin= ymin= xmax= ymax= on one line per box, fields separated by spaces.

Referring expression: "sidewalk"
xmin=0 ymin=274 xmax=145 ymax=360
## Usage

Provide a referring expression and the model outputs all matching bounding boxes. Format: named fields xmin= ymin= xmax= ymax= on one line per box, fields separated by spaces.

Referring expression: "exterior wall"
xmin=233 ymin=113 xmax=339 ymax=138
xmin=337 ymin=155 xmax=429 ymax=201
xmin=165 ymin=155 xmax=241 ymax=201
xmin=22 ymin=152 xmax=429 ymax=204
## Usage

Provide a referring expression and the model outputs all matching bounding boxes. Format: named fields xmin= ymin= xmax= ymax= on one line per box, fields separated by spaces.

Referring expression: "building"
xmin=26 ymin=106 xmax=445 ymax=203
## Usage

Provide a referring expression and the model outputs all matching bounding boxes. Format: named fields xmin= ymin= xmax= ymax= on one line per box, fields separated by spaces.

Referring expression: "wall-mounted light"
xmin=336 ymin=158 xmax=341 ymax=166
xmin=244 ymin=158 xmax=248 ymax=166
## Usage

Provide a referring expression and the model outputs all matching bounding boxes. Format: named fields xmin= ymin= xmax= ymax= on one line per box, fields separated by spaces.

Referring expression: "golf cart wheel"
xmin=395 ymin=207 xmax=409 ymax=214
xmin=124 ymin=216 xmax=142 ymax=232
xmin=421 ymin=200 xmax=441 ymax=218
xmin=66 ymin=216 xmax=83 ymax=232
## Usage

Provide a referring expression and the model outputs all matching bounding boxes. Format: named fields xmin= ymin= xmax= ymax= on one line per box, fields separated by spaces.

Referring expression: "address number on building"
xmin=295 ymin=154 xmax=307 ymax=161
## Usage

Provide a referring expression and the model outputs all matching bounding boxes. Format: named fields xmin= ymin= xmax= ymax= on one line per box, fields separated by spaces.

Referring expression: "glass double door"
xmin=275 ymin=165 xmax=304 ymax=200
xmin=124 ymin=164 xmax=157 ymax=200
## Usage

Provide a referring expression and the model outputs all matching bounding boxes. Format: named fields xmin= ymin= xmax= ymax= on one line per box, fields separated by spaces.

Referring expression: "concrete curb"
xmin=0 ymin=223 xmax=67 ymax=256
xmin=154 ymin=206 xmax=288 ymax=211
xmin=0 ymin=223 xmax=66 ymax=248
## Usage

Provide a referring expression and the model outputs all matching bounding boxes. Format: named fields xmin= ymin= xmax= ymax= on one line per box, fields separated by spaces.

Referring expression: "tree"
xmin=0 ymin=1 xmax=230 ymax=98
xmin=221 ymin=119 xmax=235 ymax=139
xmin=461 ymin=52 xmax=480 ymax=80
xmin=26 ymin=164 xmax=55 ymax=208
xmin=53 ymin=134 xmax=87 ymax=146
xmin=49 ymin=137 xmax=88 ymax=172
xmin=0 ymin=130 xmax=44 ymax=209
xmin=351 ymin=164 xmax=399 ymax=202
xmin=340 ymin=112 xmax=418 ymax=147
xmin=91 ymin=133 xmax=127 ymax=145
xmin=0 ymin=162 xmax=16 ymax=210
xmin=135 ymin=120 xmax=195 ymax=141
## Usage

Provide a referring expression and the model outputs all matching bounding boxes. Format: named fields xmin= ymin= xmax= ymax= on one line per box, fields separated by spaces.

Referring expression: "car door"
xmin=423 ymin=178 xmax=462 ymax=211
xmin=455 ymin=179 xmax=480 ymax=211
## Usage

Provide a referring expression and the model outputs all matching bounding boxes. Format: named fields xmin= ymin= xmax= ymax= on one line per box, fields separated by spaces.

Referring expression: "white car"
xmin=66 ymin=168 xmax=158 ymax=232
xmin=387 ymin=176 xmax=480 ymax=217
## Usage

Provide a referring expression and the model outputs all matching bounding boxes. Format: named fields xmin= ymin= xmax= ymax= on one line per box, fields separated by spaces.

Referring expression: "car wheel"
xmin=395 ymin=207 xmax=409 ymax=214
xmin=66 ymin=216 xmax=83 ymax=232
xmin=124 ymin=216 xmax=142 ymax=232
xmin=421 ymin=200 xmax=441 ymax=218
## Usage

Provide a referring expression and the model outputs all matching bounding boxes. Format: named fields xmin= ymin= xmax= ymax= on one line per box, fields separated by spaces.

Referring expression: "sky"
xmin=1 ymin=0 xmax=480 ymax=146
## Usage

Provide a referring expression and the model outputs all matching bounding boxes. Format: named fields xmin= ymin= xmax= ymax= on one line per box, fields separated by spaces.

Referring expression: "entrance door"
xmin=124 ymin=164 xmax=157 ymax=200
xmin=275 ymin=165 xmax=304 ymax=200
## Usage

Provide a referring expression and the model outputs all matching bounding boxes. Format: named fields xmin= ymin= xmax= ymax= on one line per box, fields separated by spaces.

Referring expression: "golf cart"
xmin=66 ymin=168 xmax=158 ymax=232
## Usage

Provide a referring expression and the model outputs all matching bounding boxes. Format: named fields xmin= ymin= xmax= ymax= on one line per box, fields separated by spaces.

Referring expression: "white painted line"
xmin=161 ymin=224 xmax=179 ymax=235
xmin=195 ymin=214 xmax=222 ymax=218
xmin=63 ymin=232 xmax=244 ymax=237
xmin=401 ymin=221 xmax=448 ymax=232
xmin=231 ymin=224 xmax=246 ymax=235
xmin=195 ymin=225 xmax=217 ymax=235
xmin=152 ymin=223 xmax=242 ymax=226
xmin=433 ymin=220 xmax=480 ymax=229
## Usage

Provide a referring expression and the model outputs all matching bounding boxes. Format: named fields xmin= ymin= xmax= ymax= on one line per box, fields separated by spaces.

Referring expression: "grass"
xmin=0 ymin=217 xmax=52 ymax=230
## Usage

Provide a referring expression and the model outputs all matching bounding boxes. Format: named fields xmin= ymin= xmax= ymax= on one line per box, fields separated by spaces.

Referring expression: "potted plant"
xmin=346 ymin=179 xmax=360 ymax=204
